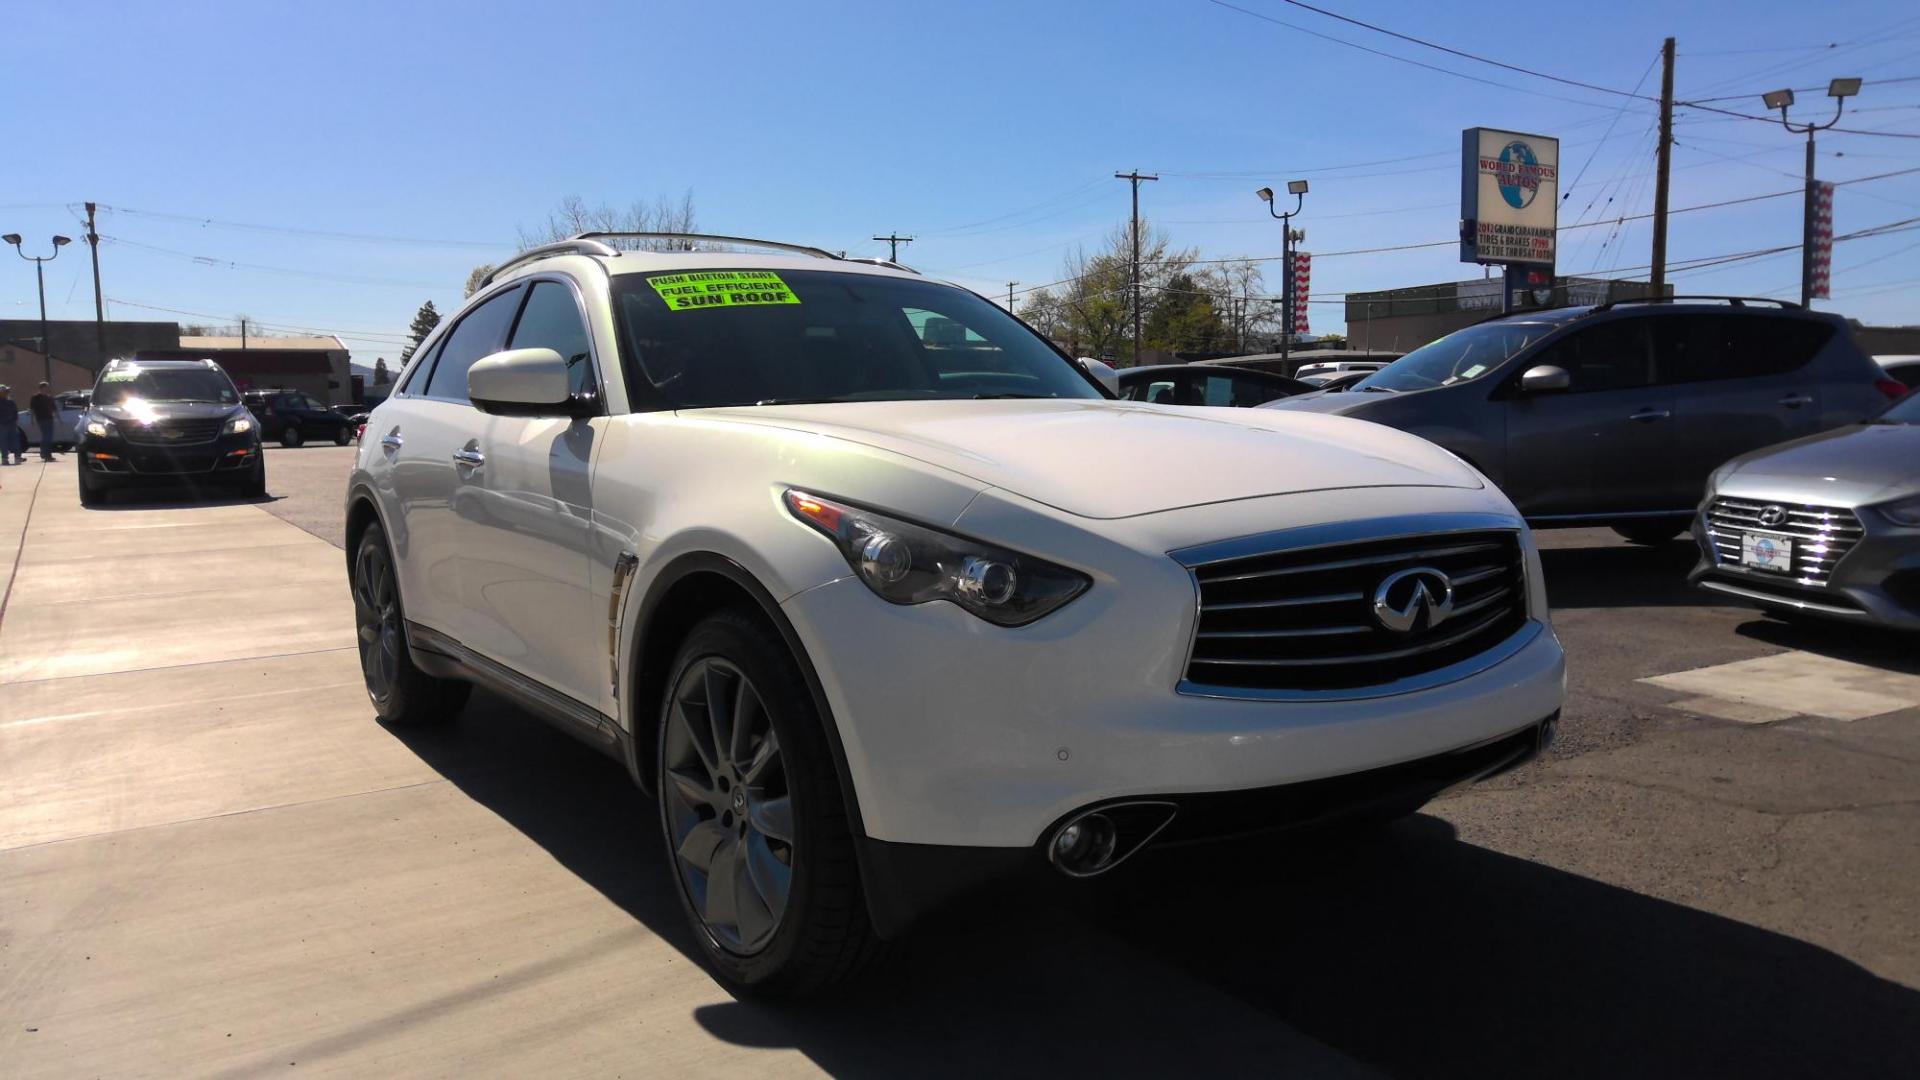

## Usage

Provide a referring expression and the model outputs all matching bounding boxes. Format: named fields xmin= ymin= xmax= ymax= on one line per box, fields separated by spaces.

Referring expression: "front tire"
xmin=77 ymin=466 xmax=108 ymax=507
xmin=657 ymin=609 xmax=885 ymax=997
xmin=281 ymin=426 xmax=305 ymax=449
xmin=1612 ymin=518 xmax=1689 ymax=545
xmin=236 ymin=455 xmax=266 ymax=498
xmin=333 ymin=426 xmax=353 ymax=446
xmin=351 ymin=521 xmax=470 ymax=725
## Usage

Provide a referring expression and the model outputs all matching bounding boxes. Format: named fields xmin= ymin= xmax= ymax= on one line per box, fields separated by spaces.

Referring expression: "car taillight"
xmin=355 ymin=423 xmax=366 ymax=439
xmin=1876 ymin=378 xmax=1910 ymax=400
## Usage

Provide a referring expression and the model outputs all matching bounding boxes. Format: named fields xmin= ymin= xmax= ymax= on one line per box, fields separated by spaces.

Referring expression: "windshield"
xmin=93 ymin=367 xmax=239 ymax=407
xmin=1353 ymin=323 xmax=1557 ymax=392
xmin=611 ymin=269 xmax=1103 ymax=408
xmin=1877 ymin=389 xmax=1919 ymax=423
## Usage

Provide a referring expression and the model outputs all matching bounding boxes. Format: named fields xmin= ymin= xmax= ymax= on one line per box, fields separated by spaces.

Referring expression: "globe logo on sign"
xmin=1498 ymin=141 xmax=1540 ymax=209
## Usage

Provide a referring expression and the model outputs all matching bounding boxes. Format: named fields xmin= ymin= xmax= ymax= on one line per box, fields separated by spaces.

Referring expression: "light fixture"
xmin=1762 ymin=88 xmax=1795 ymax=110
xmin=1254 ymin=187 xmax=1274 ymax=203
xmin=0 ymin=234 xmax=20 ymax=246
xmin=1828 ymin=77 xmax=1862 ymax=99
xmin=52 ymin=235 xmax=71 ymax=247
xmin=1287 ymin=179 xmax=1310 ymax=195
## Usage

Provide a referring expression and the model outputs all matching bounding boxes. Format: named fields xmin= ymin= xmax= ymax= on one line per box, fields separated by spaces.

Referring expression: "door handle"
xmin=451 ymin=448 xmax=486 ymax=470
xmin=379 ymin=432 xmax=403 ymax=451
xmin=1778 ymin=393 xmax=1813 ymax=408
xmin=1628 ymin=408 xmax=1670 ymax=422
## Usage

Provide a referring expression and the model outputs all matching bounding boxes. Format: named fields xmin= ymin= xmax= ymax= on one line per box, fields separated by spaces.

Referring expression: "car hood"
xmin=1262 ymin=390 xmax=1381 ymax=415
xmin=695 ymin=399 xmax=1481 ymax=519
xmin=94 ymin=400 xmax=241 ymax=423
xmin=1720 ymin=423 xmax=1920 ymax=505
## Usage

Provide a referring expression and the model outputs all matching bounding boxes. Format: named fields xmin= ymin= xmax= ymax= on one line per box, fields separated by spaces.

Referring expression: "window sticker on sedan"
xmin=647 ymin=270 xmax=801 ymax=312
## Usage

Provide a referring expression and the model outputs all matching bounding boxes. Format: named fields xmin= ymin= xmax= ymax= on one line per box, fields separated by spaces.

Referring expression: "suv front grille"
xmin=1181 ymin=529 xmax=1529 ymax=694
xmin=1703 ymin=497 xmax=1863 ymax=586
xmin=121 ymin=418 xmax=226 ymax=446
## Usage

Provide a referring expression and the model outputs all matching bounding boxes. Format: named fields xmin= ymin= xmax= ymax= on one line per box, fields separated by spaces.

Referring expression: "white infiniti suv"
xmin=346 ymin=234 xmax=1566 ymax=995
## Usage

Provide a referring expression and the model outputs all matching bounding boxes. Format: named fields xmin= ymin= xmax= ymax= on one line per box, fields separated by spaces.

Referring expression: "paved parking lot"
xmin=3 ymin=446 xmax=1917 ymax=1077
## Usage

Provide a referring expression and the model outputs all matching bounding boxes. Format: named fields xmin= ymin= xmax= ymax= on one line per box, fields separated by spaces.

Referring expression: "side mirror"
xmin=1519 ymin=364 xmax=1571 ymax=394
xmin=468 ymin=348 xmax=583 ymax=416
xmin=1078 ymin=356 xmax=1120 ymax=395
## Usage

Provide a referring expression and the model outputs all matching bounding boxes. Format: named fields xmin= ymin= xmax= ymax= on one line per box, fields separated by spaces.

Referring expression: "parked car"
xmin=1690 ymin=388 xmax=1920 ymax=630
xmin=348 ymin=233 xmax=1564 ymax=997
xmin=1293 ymin=360 xmax=1387 ymax=381
xmin=1876 ymin=355 xmax=1920 ymax=394
xmin=1300 ymin=371 xmax=1372 ymax=393
xmin=1116 ymin=363 xmax=1313 ymax=407
xmin=1076 ymin=357 xmax=1119 ymax=394
xmin=241 ymin=389 xmax=356 ymax=447
xmin=1267 ymin=297 xmax=1907 ymax=543
xmin=76 ymin=359 xmax=264 ymax=504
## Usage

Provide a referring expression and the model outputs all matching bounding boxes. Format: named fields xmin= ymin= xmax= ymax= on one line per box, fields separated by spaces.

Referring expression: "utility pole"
xmin=1007 ymin=281 xmax=1018 ymax=313
xmin=1650 ymin=37 xmax=1676 ymax=296
xmin=4 ymin=233 xmax=70 ymax=383
xmin=1256 ymin=181 xmax=1308 ymax=366
xmin=85 ymin=202 xmax=106 ymax=366
xmin=1762 ymin=78 xmax=1862 ymax=305
xmin=1115 ymin=171 xmax=1158 ymax=366
xmin=871 ymin=233 xmax=913 ymax=262
xmin=240 ymin=317 xmax=248 ymax=349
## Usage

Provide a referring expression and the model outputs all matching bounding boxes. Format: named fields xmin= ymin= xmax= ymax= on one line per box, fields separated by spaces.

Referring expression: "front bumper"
xmin=81 ymin=431 xmax=261 ymax=480
xmin=781 ymin=572 xmax=1567 ymax=851
xmin=1689 ymin=501 xmax=1920 ymax=631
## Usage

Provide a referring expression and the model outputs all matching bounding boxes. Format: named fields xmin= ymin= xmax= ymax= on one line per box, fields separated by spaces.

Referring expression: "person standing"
xmin=0 ymin=385 xmax=21 ymax=465
xmin=29 ymin=381 xmax=56 ymax=461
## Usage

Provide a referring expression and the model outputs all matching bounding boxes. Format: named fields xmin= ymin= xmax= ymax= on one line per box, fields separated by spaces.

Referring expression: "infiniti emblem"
xmin=1372 ymin=566 xmax=1455 ymax=634
xmin=1757 ymin=505 xmax=1788 ymax=527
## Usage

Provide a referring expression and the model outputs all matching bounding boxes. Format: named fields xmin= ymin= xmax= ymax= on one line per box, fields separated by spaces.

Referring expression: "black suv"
xmin=1269 ymin=296 xmax=1904 ymax=543
xmin=76 ymin=359 xmax=265 ymax=505
xmin=242 ymin=388 xmax=356 ymax=447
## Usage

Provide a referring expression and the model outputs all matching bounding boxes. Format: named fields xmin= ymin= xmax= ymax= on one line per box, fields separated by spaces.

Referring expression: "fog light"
xmin=1050 ymin=812 xmax=1118 ymax=876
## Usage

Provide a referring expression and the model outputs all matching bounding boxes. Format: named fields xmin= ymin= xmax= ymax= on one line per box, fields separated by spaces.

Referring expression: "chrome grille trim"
xmin=1172 ymin=513 xmax=1536 ymax=701
xmin=120 ymin=417 xmax=226 ymax=446
xmin=1703 ymin=497 xmax=1864 ymax=587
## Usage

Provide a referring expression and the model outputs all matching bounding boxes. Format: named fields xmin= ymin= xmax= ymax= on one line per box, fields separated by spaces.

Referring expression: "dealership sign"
xmin=1461 ymin=128 xmax=1558 ymax=267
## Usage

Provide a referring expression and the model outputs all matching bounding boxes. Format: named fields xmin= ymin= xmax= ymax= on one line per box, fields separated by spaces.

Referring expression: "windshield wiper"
xmin=1357 ymin=385 xmax=1398 ymax=393
xmin=973 ymin=392 xmax=1053 ymax=400
xmin=753 ymin=396 xmax=847 ymax=406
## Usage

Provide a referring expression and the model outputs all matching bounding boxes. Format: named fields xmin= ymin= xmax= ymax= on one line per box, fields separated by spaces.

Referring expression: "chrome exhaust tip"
xmin=1047 ymin=801 xmax=1178 ymax=878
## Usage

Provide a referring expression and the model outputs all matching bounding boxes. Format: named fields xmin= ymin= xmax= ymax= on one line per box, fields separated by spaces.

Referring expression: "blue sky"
xmin=3 ymin=0 xmax=1917 ymax=365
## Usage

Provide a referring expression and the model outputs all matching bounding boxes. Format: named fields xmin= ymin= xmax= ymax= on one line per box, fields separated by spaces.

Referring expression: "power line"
xmin=88 ymin=204 xmax=505 ymax=249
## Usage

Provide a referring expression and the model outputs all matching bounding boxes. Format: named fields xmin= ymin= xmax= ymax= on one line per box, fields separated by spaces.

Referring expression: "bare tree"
xmin=464 ymin=264 xmax=495 ymax=298
xmin=515 ymin=191 xmax=698 ymax=251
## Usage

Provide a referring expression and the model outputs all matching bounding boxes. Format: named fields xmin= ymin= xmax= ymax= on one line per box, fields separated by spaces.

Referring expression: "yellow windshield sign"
xmin=648 ymin=270 xmax=801 ymax=312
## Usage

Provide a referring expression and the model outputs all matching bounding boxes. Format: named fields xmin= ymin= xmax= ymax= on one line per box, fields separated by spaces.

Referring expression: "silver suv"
xmin=1269 ymin=297 xmax=1903 ymax=544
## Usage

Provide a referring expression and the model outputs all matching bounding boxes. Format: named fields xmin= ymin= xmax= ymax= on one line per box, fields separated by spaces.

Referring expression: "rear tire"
xmin=351 ymin=521 xmax=470 ymax=725
xmin=658 ymin=608 xmax=886 ymax=997
xmin=333 ymin=426 xmax=353 ymax=446
xmin=1612 ymin=518 xmax=1689 ymax=545
xmin=281 ymin=427 xmax=305 ymax=449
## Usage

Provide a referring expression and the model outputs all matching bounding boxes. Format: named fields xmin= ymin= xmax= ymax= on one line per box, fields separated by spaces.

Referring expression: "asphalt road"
xmin=4 ymin=446 xmax=1916 ymax=1077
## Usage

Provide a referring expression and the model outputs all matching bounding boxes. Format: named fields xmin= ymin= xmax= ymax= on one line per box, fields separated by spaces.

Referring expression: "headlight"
xmin=225 ymin=414 xmax=254 ymax=435
xmin=1881 ymin=494 xmax=1920 ymax=527
xmin=84 ymin=417 xmax=115 ymax=438
xmin=784 ymin=489 xmax=1090 ymax=626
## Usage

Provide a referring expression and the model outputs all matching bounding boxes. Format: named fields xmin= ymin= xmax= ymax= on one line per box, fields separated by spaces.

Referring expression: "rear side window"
xmin=509 ymin=281 xmax=596 ymax=397
xmin=425 ymin=285 xmax=525 ymax=403
xmin=1530 ymin=321 xmax=1653 ymax=393
xmin=1652 ymin=315 xmax=1833 ymax=383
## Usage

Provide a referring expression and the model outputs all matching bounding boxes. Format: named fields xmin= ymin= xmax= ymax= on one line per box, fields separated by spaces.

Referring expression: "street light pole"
xmin=1762 ymin=78 xmax=1862 ymax=306
xmin=1256 ymin=181 xmax=1309 ymax=367
xmin=4 ymin=233 xmax=71 ymax=383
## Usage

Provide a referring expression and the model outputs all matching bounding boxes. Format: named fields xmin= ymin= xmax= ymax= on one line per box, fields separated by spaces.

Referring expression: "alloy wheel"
xmin=353 ymin=543 xmax=402 ymax=704
xmin=662 ymin=657 xmax=794 ymax=955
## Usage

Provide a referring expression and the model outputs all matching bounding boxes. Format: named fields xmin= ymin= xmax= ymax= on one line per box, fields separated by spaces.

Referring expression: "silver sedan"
xmin=1691 ymin=389 xmax=1920 ymax=630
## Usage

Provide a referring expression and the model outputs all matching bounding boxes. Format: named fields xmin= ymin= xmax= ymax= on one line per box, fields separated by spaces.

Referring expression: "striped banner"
xmin=1291 ymin=252 xmax=1311 ymax=333
xmin=1809 ymin=182 xmax=1834 ymax=301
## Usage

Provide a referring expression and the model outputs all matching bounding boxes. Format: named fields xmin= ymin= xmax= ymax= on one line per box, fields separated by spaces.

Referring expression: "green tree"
xmin=399 ymin=301 xmax=440 ymax=365
xmin=373 ymin=357 xmax=391 ymax=386
xmin=1143 ymin=273 xmax=1228 ymax=354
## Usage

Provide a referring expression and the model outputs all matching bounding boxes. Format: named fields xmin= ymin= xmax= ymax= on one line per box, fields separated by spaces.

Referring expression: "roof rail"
xmin=1592 ymin=295 xmax=1802 ymax=313
xmin=480 ymin=238 xmax=621 ymax=288
xmin=838 ymin=256 xmax=921 ymax=275
xmin=572 ymin=232 xmax=841 ymax=261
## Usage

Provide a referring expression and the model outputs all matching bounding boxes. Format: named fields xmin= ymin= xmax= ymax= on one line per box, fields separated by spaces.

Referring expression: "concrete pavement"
xmin=0 ymin=456 xmax=1370 ymax=1078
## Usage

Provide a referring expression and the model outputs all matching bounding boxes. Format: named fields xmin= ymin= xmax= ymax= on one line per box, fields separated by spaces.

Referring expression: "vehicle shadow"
xmin=387 ymin=694 xmax=1920 ymax=1079
xmin=1539 ymin=538 xmax=1705 ymax=609
xmin=89 ymin=486 xmax=281 ymax=509
xmin=1735 ymin=614 xmax=1920 ymax=674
